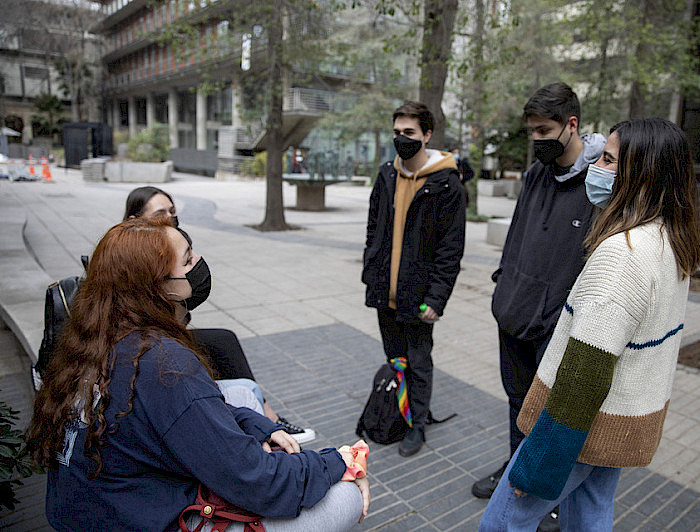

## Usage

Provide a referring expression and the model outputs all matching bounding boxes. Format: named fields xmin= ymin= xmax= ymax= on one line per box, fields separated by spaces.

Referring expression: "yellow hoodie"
xmin=389 ymin=150 xmax=458 ymax=309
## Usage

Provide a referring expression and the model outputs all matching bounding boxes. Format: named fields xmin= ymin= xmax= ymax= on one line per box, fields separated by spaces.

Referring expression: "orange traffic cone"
xmin=41 ymin=156 xmax=53 ymax=182
xmin=28 ymin=154 xmax=35 ymax=176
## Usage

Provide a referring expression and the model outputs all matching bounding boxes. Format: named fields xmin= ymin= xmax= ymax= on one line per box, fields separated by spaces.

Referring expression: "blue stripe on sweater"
xmin=563 ymin=302 xmax=682 ymax=351
xmin=508 ymin=409 xmax=588 ymax=501
xmin=627 ymin=323 xmax=684 ymax=350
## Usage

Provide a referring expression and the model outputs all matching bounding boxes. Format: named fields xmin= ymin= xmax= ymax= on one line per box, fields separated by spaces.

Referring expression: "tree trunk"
xmin=373 ymin=129 xmax=381 ymax=180
xmin=593 ymin=35 xmax=610 ymax=132
xmin=257 ymin=0 xmax=289 ymax=231
xmin=467 ymin=0 xmax=486 ymax=219
xmin=419 ymin=0 xmax=458 ymax=149
xmin=628 ymin=0 xmax=654 ymax=118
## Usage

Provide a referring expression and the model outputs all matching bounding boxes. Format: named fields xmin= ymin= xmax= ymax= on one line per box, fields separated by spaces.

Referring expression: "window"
xmin=135 ymin=98 xmax=147 ymax=125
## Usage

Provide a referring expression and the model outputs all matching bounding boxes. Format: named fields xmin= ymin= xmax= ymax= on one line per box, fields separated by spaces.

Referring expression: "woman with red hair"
xmin=27 ymin=217 xmax=369 ymax=530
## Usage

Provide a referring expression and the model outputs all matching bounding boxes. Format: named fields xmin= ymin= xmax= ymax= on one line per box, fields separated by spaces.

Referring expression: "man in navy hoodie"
xmin=472 ymin=82 xmax=605 ymax=531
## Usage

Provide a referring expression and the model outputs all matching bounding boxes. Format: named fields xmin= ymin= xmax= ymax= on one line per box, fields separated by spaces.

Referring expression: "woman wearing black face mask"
xmin=27 ymin=217 xmax=369 ymax=531
xmin=124 ymin=187 xmax=316 ymax=443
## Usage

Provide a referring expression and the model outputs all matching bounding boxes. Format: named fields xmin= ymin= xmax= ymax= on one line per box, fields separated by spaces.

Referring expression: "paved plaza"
xmin=1 ymin=169 xmax=699 ymax=530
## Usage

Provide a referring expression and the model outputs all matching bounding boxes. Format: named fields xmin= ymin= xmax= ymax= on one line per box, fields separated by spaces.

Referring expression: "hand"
xmin=354 ymin=476 xmax=370 ymax=523
xmin=420 ymin=305 xmax=438 ymax=322
xmin=509 ymin=482 xmax=527 ymax=498
xmin=338 ymin=447 xmax=355 ymax=468
xmin=264 ymin=430 xmax=300 ymax=454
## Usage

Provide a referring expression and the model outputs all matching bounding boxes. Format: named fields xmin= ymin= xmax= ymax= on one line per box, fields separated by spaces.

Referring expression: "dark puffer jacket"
xmin=362 ymin=159 xmax=466 ymax=323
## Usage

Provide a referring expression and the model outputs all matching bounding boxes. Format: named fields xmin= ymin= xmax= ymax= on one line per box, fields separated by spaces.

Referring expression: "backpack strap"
xmin=426 ymin=410 xmax=458 ymax=424
xmin=56 ymin=281 xmax=72 ymax=318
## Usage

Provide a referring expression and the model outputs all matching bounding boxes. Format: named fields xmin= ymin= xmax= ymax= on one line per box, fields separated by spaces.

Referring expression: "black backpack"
xmin=32 ymin=256 xmax=88 ymax=391
xmin=355 ymin=363 xmax=458 ymax=445
xmin=356 ymin=363 xmax=408 ymax=444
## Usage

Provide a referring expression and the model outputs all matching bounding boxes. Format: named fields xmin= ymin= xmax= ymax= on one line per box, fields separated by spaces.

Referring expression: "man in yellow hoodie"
xmin=362 ymin=101 xmax=466 ymax=457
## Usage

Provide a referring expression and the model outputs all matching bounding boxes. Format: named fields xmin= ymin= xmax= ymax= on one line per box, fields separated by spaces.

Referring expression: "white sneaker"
xmin=276 ymin=416 xmax=316 ymax=444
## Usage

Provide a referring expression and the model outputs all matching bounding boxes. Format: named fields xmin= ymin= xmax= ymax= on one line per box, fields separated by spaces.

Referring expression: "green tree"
xmin=158 ymin=0 xmax=339 ymax=231
xmin=31 ymin=93 xmax=64 ymax=141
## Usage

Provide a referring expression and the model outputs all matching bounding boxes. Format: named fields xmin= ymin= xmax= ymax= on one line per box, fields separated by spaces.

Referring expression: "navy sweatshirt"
xmin=46 ymin=333 xmax=346 ymax=531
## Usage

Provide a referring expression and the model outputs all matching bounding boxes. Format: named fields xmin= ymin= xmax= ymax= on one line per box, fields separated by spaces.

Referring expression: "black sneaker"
xmin=472 ymin=461 xmax=508 ymax=499
xmin=398 ymin=426 xmax=425 ymax=457
xmin=276 ymin=416 xmax=316 ymax=444
xmin=537 ymin=506 xmax=560 ymax=532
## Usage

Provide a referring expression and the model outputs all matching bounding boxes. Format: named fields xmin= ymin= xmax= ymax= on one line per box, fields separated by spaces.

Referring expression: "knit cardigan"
xmin=509 ymin=220 xmax=689 ymax=501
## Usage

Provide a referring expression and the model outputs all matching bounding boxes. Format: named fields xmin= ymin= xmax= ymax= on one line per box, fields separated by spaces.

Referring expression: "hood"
xmin=394 ymin=149 xmax=457 ymax=179
xmin=554 ymin=133 xmax=607 ymax=182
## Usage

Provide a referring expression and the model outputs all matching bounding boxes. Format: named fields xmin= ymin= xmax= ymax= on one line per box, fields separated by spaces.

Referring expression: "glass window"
xmin=155 ymin=94 xmax=169 ymax=123
xmin=135 ymin=98 xmax=147 ymax=125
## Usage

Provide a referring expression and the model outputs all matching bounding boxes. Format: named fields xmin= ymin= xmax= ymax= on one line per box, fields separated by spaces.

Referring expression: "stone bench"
xmin=0 ymin=196 xmax=49 ymax=369
xmin=282 ymin=174 xmax=349 ymax=210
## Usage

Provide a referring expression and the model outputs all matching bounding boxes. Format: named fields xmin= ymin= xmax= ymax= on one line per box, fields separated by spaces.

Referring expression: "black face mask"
xmin=394 ymin=135 xmax=423 ymax=160
xmin=169 ymin=257 xmax=211 ymax=310
xmin=533 ymin=124 xmax=571 ymax=165
xmin=171 ymin=215 xmax=179 ymax=229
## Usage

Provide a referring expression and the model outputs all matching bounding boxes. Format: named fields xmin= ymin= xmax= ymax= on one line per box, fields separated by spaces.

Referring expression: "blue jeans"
xmin=479 ymin=440 xmax=621 ymax=531
xmin=217 ymin=378 xmax=265 ymax=414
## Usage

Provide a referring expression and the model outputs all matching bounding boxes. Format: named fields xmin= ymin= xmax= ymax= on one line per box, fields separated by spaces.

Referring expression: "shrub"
xmin=126 ymin=125 xmax=170 ymax=162
xmin=0 ymin=398 xmax=34 ymax=511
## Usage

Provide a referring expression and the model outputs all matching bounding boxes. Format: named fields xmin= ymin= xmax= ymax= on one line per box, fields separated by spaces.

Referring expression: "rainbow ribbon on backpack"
xmin=390 ymin=357 xmax=412 ymax=427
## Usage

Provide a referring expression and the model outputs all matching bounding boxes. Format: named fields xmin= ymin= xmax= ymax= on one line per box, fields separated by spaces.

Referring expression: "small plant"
xmin=0 ymin=398 xmax=34 ymax=512
xmin=126 ymin=124 xmax=170 ymax=162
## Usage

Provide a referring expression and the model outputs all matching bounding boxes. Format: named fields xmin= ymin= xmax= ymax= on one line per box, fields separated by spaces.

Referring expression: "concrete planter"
xmin=478 ymin=180 xmax=507 ymax=197
xmin=81 ymin=159 xmax=172 ymax=183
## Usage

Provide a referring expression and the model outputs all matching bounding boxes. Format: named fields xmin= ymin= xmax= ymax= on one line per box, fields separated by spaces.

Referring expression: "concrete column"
xmin=231 ymin=83 xmax=241 ymax=129
xmin=146 ymin=92 xmax=155 ymax=127
xmin=127 ymin=95 xmax=136 ymax=138
xmin=168 ymin=88 xmax=178 ymax=149
xmin=112 ymin=100 xmax=120 ymax=131
xmin=196 ymin=89 xmax=207 ymax=150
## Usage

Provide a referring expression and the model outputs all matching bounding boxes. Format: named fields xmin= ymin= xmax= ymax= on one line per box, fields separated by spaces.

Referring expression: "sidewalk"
xmin=1 ymin=169 xmax=699 ymax=530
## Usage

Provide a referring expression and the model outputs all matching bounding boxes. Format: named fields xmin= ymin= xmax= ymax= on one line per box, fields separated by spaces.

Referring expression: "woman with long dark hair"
xmin=26 ymin=217 xmax=368 ymax=530
xmin=479 ymin=117 xmax=700 ymax=530
xmin=123 ymin=186 xmax=315 ymax=442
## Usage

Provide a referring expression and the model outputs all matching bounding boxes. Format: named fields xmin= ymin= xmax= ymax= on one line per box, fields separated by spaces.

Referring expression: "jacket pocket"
xmin=491 ymin=265 xmax=549 ymax=340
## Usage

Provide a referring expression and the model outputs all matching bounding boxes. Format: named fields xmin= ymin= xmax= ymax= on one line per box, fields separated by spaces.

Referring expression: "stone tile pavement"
xmin=1 ymin=169 xmax=700 ymax=530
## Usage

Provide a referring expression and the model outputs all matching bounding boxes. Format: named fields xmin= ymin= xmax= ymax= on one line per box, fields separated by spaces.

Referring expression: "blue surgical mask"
xmin=585 ymin=164 xmax=616 ymax=208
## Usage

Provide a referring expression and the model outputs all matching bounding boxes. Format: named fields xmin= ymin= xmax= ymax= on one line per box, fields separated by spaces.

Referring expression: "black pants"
xmin=377 ymin=308 xmax=434 ymax=429
xmin=499 ymin=328 xmax=552 ymax=457
xmin=191 ymin=328 xmax=256 ymax=382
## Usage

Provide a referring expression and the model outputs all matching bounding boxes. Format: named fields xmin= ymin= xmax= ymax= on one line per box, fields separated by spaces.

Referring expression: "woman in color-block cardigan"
xmin=480 ymin=117 xmax=700 ymax=531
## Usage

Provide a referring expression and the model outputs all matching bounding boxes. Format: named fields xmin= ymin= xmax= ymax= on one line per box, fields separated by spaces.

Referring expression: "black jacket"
xmin=362 ymin=160 xmax=466 ymax=323
xmin=491 ymin=160 xmax=595 ymax=341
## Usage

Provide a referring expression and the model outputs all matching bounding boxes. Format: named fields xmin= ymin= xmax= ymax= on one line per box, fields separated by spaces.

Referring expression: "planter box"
xmin=478 ymin=180 xmax=507 ymax=197
xmin=105 ymin=161 xmax=172 ymax=183
xmin=486 ymin=217 xmax=512 ymax=247
xmin=81 ymin=158 xmax=105 ymax=182
xmin=82 ymin=160 xmax=172 ymax=183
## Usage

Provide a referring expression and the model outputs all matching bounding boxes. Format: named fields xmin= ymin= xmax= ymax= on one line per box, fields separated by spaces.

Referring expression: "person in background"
xmin=123 ymin=186 xmax=315 ymax=443
xmin=479 ymin=117 xmax=699 ymax=530
xmin=26 ymin=216 xmax=369 ymax=531
xmin=451 ymin=147 xmax=475 ymax=185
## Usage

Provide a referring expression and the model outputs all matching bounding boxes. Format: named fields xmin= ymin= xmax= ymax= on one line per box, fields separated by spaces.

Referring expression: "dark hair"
xmin=585 ymin=117 xmax=700 ymax=277
xmin=523 ymin=82 xmax=581 ymax=125
xmin=123 ymin=186 xmax=173 ymax=220
xmin=392 ymin=101 xmax=434 ymax=134
xmin=26 ymin=216 xmax=211 ymax=474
